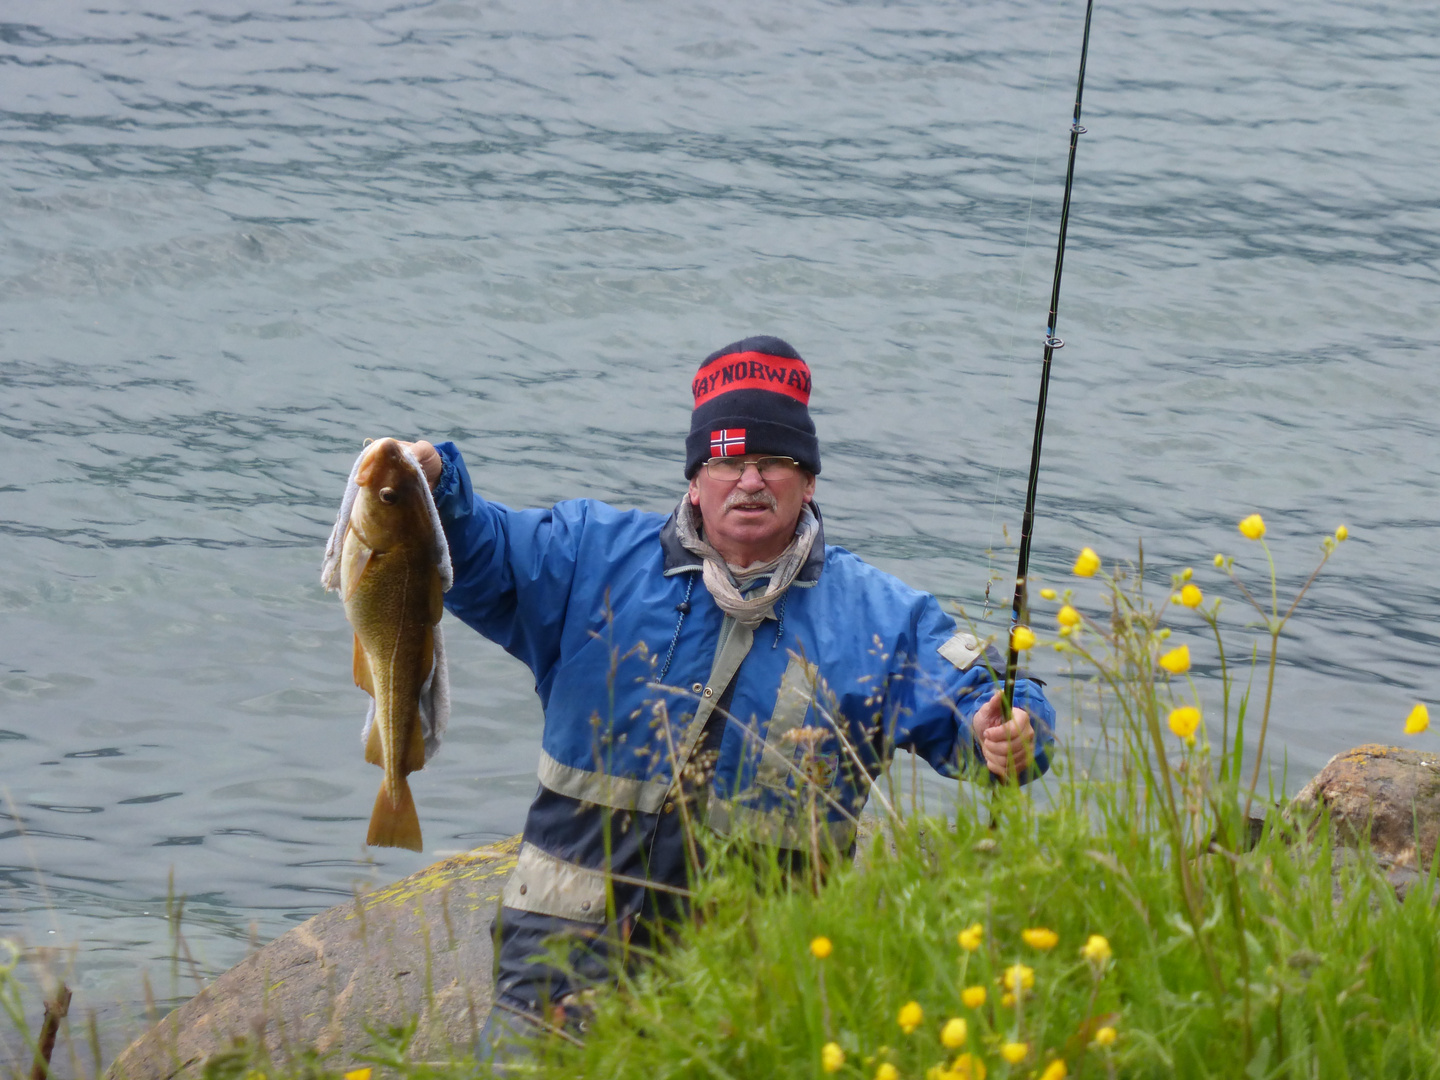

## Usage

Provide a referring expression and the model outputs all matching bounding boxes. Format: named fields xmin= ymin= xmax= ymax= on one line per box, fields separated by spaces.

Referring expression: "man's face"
xmin=688 ymin=455 xmax=816 ymax=565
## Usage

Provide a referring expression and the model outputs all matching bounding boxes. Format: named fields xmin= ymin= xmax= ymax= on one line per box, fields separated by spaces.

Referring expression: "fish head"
xmin=350 ymin=438 xmax=434 ymax=549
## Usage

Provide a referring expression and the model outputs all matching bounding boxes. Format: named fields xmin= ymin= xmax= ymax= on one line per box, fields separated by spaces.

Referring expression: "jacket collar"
xmin=661 ymin=500 xmax=826 ymax=583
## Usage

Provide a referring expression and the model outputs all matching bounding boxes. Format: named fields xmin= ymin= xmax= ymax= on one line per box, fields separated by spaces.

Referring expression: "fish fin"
xmin=428 ymin=568 xmax=445 ymax=625
xmin=340 ymin=533 xmax=374 ymax=603
xmin=353 ymin=635 xmax=375 ymax=696
xmin=364 ymin=712 xmax=384 ymax=767
xmin=366 ymin=777 xmax=423 ymax=851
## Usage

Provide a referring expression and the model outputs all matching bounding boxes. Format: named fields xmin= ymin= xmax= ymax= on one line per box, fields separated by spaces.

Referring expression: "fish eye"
xmin=378 ymin=487 xmax=398 ymax=504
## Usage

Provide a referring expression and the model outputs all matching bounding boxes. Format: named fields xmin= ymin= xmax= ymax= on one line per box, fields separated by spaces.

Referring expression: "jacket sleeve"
xmin=885 ymin=595 xmax=1056 ymax=784
xmin=430 ymin=441 xmax=586 ymax=689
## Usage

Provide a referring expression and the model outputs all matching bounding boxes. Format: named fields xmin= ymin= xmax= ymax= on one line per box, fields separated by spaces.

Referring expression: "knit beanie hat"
xmin=685 ymin=335 xmax=821 ymax=478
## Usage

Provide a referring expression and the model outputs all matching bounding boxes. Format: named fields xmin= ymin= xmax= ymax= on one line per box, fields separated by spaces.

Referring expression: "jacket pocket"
xmin=501 ymin=841 xmax=609 ymax=925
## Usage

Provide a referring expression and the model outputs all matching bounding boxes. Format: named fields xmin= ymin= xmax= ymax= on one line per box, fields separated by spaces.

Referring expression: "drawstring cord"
xmin=659 ymin=572 xmax=790 ymax=677
xmin=655 ymin=575 xmax=696 ymax=683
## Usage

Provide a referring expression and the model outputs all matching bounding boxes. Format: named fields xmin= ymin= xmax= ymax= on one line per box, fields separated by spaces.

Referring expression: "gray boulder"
xmin=1291 ymin=743 xmax=1440 ymax=866
xmin=108 ymin=838 xmax=518 ymax=1080
xmin=1291 ymin=743 xmax=1440 ymax=898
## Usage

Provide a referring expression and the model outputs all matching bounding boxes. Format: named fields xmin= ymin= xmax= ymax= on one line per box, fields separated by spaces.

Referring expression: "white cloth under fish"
xmin=320 ymin=444 xmax=453 ymax=762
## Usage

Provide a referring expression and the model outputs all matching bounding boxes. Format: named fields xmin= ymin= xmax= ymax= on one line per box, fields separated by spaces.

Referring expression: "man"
xmin=404 ymin=335 xmax=1054 ymax=1047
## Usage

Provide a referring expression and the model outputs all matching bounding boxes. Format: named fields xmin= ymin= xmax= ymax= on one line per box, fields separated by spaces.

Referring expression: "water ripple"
xmin=0 ymin=0 xmax=1436 ymax=1036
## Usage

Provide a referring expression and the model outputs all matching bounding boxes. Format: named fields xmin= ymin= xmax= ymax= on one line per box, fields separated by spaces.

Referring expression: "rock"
xmin=1291 ymin=744 xmax=1440 ymax=871
xmin=108 ymin=838 xmax=519 ymax=1080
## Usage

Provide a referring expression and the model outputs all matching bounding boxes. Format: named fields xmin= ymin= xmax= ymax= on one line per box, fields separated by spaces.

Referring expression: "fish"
xmin=321 ymin=437 xmax=452 ymax=851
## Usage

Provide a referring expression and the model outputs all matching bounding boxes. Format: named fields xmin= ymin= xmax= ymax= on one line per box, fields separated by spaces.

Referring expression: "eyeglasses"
xmin=703 ymin=456 xmax=803 ymax=481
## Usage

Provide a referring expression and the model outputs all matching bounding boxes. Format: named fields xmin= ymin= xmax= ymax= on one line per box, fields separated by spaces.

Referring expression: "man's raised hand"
xmin=399 ymin=440 xmax=442 ymax=489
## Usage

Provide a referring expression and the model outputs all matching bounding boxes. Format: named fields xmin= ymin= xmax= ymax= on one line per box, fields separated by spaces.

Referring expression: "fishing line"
xmin=1001 ymin=0 xmax=1098 ymax=719
xmin=980 ymin=2 xmax=1068 ymax=620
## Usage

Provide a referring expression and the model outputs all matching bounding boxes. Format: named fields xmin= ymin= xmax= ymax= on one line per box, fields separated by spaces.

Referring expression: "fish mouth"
xmin=356 ymin=437 xmax=407 ymax=487
xmin=356 ymin=438 xmax=426 ymax=496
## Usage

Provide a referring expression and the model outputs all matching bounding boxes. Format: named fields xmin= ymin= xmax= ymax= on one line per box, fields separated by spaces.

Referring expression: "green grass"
xmin=504 ymin=527 xmax=1440 ymax=1079
xmin=9 ymin=524 xmax=1439 ymax=1080
xmin=514 ymin=783 xmax=1440 ymax=1079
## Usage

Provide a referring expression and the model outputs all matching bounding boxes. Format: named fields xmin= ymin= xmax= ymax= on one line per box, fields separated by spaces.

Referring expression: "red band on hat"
xmin=691 ymin=351 xmax=811 ymax=408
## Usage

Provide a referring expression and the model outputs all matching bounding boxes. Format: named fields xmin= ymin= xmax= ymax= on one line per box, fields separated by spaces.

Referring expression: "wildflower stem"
xmin=1262 ymin=538 xmax=1278 ymax=619
xmin=1243 ymin=630 xmax=1281 ymax=822
xmin=1204 ymin=609 xmax=1232 ymax=775
xmin=816 ymin=963 xmax=833 ymax=1037
xmin=1228 ymin=575 xmax=1268 ymax=622
xmin=1280 ymin=549 xmax=1332 ymax=622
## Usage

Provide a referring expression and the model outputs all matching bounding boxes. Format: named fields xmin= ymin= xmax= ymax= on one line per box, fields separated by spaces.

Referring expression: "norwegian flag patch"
xmin=710 ymin=429 xmax=746 ymax=457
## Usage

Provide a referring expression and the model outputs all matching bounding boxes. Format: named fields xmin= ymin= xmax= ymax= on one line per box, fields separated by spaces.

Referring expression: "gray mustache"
xmin=724 ymin=490 xmax=778 ymax=511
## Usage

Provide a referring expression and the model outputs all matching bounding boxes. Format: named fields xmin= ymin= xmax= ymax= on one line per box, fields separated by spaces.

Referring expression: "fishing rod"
xmin=1001 ymin=0 xmax=1097 ymax=727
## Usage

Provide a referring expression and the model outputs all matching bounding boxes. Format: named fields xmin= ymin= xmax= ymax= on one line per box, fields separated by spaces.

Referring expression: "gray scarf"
xmin=674 ymin=495 xmax=819 ymax=628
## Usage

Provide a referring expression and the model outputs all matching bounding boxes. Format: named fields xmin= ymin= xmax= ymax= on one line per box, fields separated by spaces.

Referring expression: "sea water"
xmin=0 ymin=0 xmax=1436 ymax=1062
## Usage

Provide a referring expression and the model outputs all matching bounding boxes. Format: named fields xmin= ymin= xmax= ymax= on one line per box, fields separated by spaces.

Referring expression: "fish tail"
xmin=366 ymin=775 xmax=423 ymax=851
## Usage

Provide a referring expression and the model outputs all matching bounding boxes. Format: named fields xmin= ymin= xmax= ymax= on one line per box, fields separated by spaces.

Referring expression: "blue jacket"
xmin=431 ymin=442 xmax=1055 ymax=1008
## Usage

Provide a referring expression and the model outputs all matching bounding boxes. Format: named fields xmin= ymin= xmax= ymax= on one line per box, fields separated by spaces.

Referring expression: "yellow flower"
xmin=810 ymin=935 xmax=833 ymax=959
xmin=957 ymin=923 xmax=984 ymax=952
xmin=1238 ymin=514 xmax=1266 ymax=540
xmin=898 ymin=1000 xmax=924 ymax=1034
xmin=1179 ymin=583 xmax=1202 ymax=608
xmin=1213 ymin=553 xmax=1225 ymax=568
xmin=1167 ymin=706 xmax=1200 ymax=740
xmin=1039 ymin=587 xmax=1057 ymax=600
xmin=876 ymin=1065 xmax=899 ymax=1080
xmin=1011 ymin=625 xmax=1036 ymax=651
xmin=961 ymin=985 xmax=987 ymax=1009
xmin=1000 ymin=1042 xmax=1028 ymax=1065
xmin=941 ymin=1018 xmax=968 ymax=1049
xmin=1003 ymin=963 xmax=1034 ymax=992
xmin=1039 ymin=1061 xmax=1068 ymax=1080
xmin=343 ymin=1071 xmax=371 ymax=1080
xmin=1000 ymin=991 xmax=1014 ymax=1008
xmin=1080 ymin=934 xmax=1112 ymax=965
xmin=1159 ymin=644 xmax=1191 ymax=675
xmin=1336 ymin=525 xmax=1348 ymax=542
xmin=1072 ymin=547 xmax=1100 ymax=577
xmin=1093 ymin=1026 xmax=1117 ymax=1047
xmin=929 ymin=1057 xmax=987 ymax=1080
xmin=1021 ymin=927 xmax=1058 ymax=951
xmin=822 ymin=1042 xmax=846 ymax=1073
xmin=1405 ymin=703 xmax=1430 ymax=735
xmin=1181 ymin=567 xmax=1193 ymax=581
xmin=1056 ymin=605 xmax=1080 ymax=629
